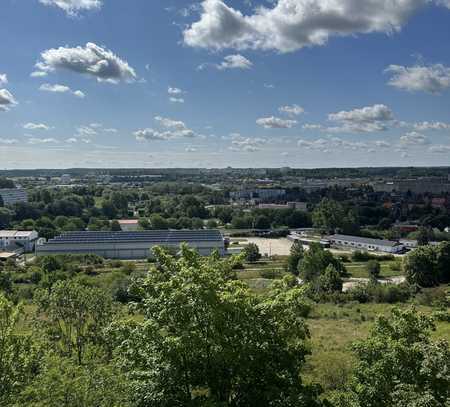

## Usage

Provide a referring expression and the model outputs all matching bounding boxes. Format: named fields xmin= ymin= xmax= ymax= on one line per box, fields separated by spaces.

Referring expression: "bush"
xmin=243 ymin=243 xmax=261 ymax=262
xmin=366 ymin=260 xmax=381 ymax=281
xmin=260 ymin=269 xmax=282 ymax=279
xmin=352 ymin=250 xmax=394 ymax=262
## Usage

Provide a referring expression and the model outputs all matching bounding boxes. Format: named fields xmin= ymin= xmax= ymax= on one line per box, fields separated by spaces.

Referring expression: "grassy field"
xmin=344 ymin=260 xmax=403 ymax=279
xmin=305 ymin=301 xmax=450 ymax=393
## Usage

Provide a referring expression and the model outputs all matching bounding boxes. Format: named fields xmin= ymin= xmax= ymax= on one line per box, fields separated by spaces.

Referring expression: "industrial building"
xmin=118 ymin=219 xmax=140 ymax=231
xmin=0 ymin=230 xmax=39 ymax=253
xmin=36 ymin=230 xmax=226 ymax=259
xmin=0 ymin=188 xmax=28 ymax=206
xmin=326 ymin=234 xmax=403 ymax=254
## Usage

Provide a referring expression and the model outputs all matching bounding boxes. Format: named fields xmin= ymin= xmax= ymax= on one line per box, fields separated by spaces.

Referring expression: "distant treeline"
xmin=1 ymin=166 xmax=449 ymax=179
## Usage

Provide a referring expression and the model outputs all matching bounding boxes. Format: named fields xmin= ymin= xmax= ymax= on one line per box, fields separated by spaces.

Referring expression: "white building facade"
xmin=0 ymin=230 xmax=39 ymax=252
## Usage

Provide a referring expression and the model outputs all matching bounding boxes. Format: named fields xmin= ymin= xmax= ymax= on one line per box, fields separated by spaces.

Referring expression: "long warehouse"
xmin=36 ymin=230 xmax=226 ymax=259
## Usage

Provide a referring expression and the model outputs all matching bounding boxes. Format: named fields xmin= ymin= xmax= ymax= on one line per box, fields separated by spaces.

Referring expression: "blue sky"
xmin=1 ymin=0 xmax=450 ymax=169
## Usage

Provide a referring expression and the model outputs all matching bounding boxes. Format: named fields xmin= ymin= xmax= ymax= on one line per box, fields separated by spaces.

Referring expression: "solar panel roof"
xmin=45 ymin=230 xmax=224 ymax=244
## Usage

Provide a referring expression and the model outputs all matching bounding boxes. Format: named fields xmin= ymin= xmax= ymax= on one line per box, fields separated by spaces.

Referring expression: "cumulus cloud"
xmin=0 ymin=89 xmax=18 ymax=112
xmin=23 ymin=123 xmax=51 ymax=131
xmin=135 ymin=116 xmax=198 ymax=142
xmin=385 ymin=63 xmax=450 ymax=94
xmin=400 ymin=131 xmax=429 ymax=145
xmin=76 ymin=125 xmax=98 ymax=137
xmin=36 ymin=42 xmax=137 ymax=84
xmin=198 ymin=54 xmax=253 ymax=71
xmin=229 ymin=136 xmax=266 ymax=152
xmin=256 ymin=116 xmax=297 ymax=129
xmin=39 ymin=83 xmax=85 ymax=98
xmin=183 ymin=0 xmax=445 ymax=53
xmin=328 ymin=104 xmax=394 ymax=133
xmin=0 ymin=74 xmax=7 ymax=86
xmin=168 ymin=87 xmax=184 ymax=95
xmin=217 ymin=54 xmax=252 ymax=69
xmin=39 ymin=0 xmax=102 ymax=16
xmin=279 ymin=104 xmax=304 ymax=116
xmin=413 ymin=121 xmax=450 ymax=131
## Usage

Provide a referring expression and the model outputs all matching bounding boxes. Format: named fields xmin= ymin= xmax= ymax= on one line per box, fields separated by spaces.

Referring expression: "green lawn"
xmin=344 ymin=260 xmax=403 ymax=279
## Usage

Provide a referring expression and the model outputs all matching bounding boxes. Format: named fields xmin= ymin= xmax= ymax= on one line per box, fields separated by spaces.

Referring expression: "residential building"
xmin=0 ymin=188 xmax=28 ymax=206
xmin=36 ymin=230 xmax=225 ymax=259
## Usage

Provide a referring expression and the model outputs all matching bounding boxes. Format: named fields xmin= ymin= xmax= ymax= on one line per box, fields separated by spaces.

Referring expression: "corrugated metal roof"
xmin=327 ymin=234 xmax=399 ymax=247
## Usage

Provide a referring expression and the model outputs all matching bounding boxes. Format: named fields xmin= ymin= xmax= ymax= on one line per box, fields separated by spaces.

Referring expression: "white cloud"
xmin=39 ymin=83 xmax=85 ymax=98
xmin=36 ymin=42 xmax=137 ymax=84
xmin=279 ymin=104 xmax=304 ymax=116
xmin=168 ymin=87 xmax=183 ymax=95
xmin=134 ymin=128 xmax=171 ymax=142
xmin=198 ymin=54 xmax=253 ymax=71
xmin=229 ymin=135 xmax=267 ymax=152
xmin=400 ymin=131 xmax=429 ymax=145
xmin=135 ymin=116 xmax=198 ymax=142
xmin=183 ymin=0 xmax=444 ymax=53
xmin=217 ymin=54 xmax=252 ymax=70
xmin=328 ymin=104 xmax=394 ymax=133
xmin=39 ymin=0 xmax=102 ymax=16
xmin=413 ymin=121 xmax=450 ymax=131
xmin=65 ymin=138 xmax=78 ymax=144
xmin=169 ymin=97 xmax=185 ymax=103
xmin=73 ymin=90 xmax=86 ymax=98
xmin=185 ymin=147 xmax=198 ymax=152
xmin=76 ymin=125 xmax=97 ymax=137
xmin=0 ymin=74 xmax=7 ymax=86
xmin=0 ymin=89 xmax=18 ymax=112
xmin=28 ymin=137 xmax=58 ymax=144
xmin=0 ymin=138 xmax=18 ymax=145
xmin=256 ymin=116 xmax=297 ymax=129
xmin=429 ymin=145 xmax=450 ymax=153
xmin=302 ymin=124 xmax=323 ymax=131
xmin=30 ymin=71 xmax=48 ymax=78
xmin=385 ymin=63 xmax=450 ymax=94
xmin=375 ymin=140 xmax=391 ymax=148
xmin=23 ymin=123 xmax=51 ymax=131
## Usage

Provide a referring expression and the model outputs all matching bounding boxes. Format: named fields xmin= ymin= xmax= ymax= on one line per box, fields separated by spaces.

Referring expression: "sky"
xmin=1 ymin=0 xmax=450 ymax=169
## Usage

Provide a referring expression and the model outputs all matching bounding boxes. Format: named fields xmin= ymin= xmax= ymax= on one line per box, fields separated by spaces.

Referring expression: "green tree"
xmin=112 ymin=245 xmax=324 ymax=407
xmin=298 ymin=243 xmax=346 ymax=283
xmin=435 ymin=241 xmax=450 ymax=284
xmin=366 ymin=260 xmax=381 ymax=282
xmin=312 ymin=198 xmax=345 ymax=233
xmin=150 ymin=213 xmax=169 ymax=230
xmin=243 ymin=242 xmax=261 ymax=262
xmin=34 ymin=281 xmax=114 ymax=365
xmin=110 ymin=220 xmax=121 ymax=231
xmin=254 ymin=214 xmax=271 ymax=229
xmin=317 ymin=264 xmax=343 ymax=293
xmin=0 ymin=294 xmax=41 ymax=405
xmin=417 ymin=226 xmax=430 ymax=246
xmin=404 ymin=246 xmax=438 ymax=287
xmin=0 ymin=207 xmax=13 ymax=229
xmin=286 ymin=241 xmax=304 ymax=275
xmin=342 ymin=308 xmax=450 ymax=407
xmin=17 ymin=356 xmax=130 ymax=407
